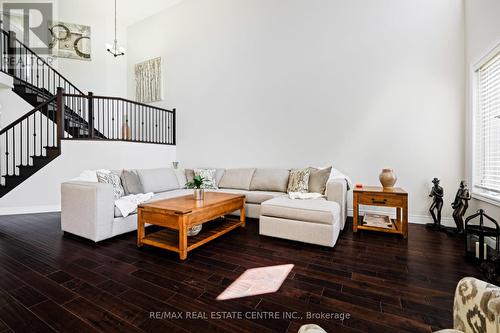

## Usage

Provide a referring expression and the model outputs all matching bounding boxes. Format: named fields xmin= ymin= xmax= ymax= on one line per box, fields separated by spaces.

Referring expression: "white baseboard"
xmin=0 ymin=205 xmax=61 ymax=216
xmin=347 ymin=208 xmax=456 ymax=228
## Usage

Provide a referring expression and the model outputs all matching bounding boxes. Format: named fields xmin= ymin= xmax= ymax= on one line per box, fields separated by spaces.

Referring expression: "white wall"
xmin=0 ymin=1 xmax=180 ymax=214
xmin=0 ymin=140 xmax=176 ymax=214
xmin=127 ymin=0 xmax=465 ymax=223
xmin=465 ymin=0 xmax=500 ymax=219
xmin=54 ymin=0 xmax=128 ymax=97
xmin=0 ymin=72 xmax=33 ymax=128
xmin=52 ymin=0 xmax=184 ymax=97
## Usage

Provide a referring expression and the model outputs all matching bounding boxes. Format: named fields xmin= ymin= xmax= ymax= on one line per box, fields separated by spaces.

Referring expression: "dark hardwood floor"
xmin=0 ymin=213 xmax=482 ymax=333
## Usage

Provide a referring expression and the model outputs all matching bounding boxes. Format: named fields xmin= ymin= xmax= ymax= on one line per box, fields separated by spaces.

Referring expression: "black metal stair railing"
xmin=1 ymin=28 xmax=176 ymax=145
xmin=0 ymin=96 xmax=60 ymax=188
xmin=1 ymin=30 xmax=83 ymax=96
xmin=0 ymin=88 xmax=176 ymax=196
xmin=0 ymin=89 xmax=175 ymax=187
xmin=62 ymin=91 xmax=176 ymax=145
xmin=0 ymin=27 xmax=176 ymax=197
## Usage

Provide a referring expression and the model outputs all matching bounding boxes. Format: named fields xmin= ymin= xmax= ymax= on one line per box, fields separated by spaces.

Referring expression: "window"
xmin=474 ymin=47 xmax=500 ymax=196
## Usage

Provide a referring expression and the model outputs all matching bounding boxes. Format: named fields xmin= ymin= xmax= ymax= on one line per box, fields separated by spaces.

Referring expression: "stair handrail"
xmin=1 ymin=29 xmax=84 ymax=96
xmin=63 ymin=93 xmax=176 ymax=113
xmin=0 ymin=94 xmax=60 ymax=182
xmin=0 ymin=95 xmax=57 ymax=136
xmin=61 ymin=92 xmax=176 ymax=145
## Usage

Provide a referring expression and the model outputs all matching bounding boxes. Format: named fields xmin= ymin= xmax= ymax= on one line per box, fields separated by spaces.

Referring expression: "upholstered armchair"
xmin=435 ymin=277 xmax=500 ymax=333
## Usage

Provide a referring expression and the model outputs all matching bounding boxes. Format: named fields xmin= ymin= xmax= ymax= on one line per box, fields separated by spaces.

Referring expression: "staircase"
xmin=0 ymin=29 xmax=176 ymax=198
xmin=0 ymin=96 xmax=61 ymax=197
xmin=13 ymin=79 xmax=106 ymax=139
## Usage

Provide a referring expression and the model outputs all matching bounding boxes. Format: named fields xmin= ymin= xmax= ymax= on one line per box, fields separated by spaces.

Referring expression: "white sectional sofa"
xmin=61 ymin=167 xmax=349 ymax=247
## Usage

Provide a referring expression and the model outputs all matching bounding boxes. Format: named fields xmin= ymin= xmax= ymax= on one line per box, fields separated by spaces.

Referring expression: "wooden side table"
xmin=353 ymin=186 xmax=408 ymax=238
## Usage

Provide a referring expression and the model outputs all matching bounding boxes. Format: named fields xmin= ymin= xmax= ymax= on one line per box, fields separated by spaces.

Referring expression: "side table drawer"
xmin=358 ymin=194 xmax=403 ymax=207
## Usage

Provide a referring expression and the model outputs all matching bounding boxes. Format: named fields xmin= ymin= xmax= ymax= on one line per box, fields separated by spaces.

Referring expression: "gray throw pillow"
xmin=96 ymin=171 xmax=125 ymax=199
xmin=250 ymin=168 xmax=290 ymax=192
xmin=309 ymin=167 xmax=332 ymax=194
xmin=287 ymin=168 xmax=311 ymax=193
xmin=121 ymin=170 xmax=144 ymax=195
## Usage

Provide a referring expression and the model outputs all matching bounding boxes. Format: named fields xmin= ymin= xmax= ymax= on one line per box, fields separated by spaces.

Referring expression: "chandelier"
xmin=106 ymin=0 xmax=126 ymax=57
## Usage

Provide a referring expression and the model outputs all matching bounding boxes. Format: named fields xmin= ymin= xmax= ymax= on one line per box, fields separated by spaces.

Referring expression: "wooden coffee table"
xmin=137 ymin=192 xmax=245 ymax=260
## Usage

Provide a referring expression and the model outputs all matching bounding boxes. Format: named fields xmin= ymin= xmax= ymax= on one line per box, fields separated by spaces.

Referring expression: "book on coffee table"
xmin=363 ymin=213 xmax=393 ymax=229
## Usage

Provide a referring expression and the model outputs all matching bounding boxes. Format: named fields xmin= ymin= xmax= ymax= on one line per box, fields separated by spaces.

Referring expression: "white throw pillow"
xmin=287 ymin=168 xmax=311 ymax=193
xmin=96 ymin=171 xmax=125 ymax=199
xmin=194 ymin=168 xmax=218 ymax=189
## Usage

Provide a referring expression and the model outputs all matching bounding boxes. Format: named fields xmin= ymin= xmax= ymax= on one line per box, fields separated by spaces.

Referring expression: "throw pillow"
xmin=120 ymin=170 xmax=144 ymax=195
xmin=309 ymin=166 xmax=332 ymax=194
xmin=185 ymin=169 xmax=195 ymax=183
xmin=97 ymin=171 xmax=125 ymax=199
xmin=287 ymin=168 xmax=311 ymax=193
xmin=194 ymin=168 xmax=218 ymax=189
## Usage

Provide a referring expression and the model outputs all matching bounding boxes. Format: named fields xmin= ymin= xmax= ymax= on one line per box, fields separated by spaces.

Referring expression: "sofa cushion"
xmin=137 ymin=168 xmax=180 ymax=193
xmin=149 ymin=189 xmax=193 ymax=201
xmin=114 ymin=189 xmax=192 ymax=217
xmin=309 ymin=166 xmax=332 ymax=194
xmin=287 ymin=168 xmax=311 ymax=193
xmin=261 ymin=196 xmax=339 ymax=225
xmin=215 ymin=189 xmax=285 ymax=204
xmin=121 ymin=170 xmax=144 ymax=195
xmin=250 ymin=168 xmax=290 ymax=192
xmin=219 ymin=168 xmax=256 ymax=190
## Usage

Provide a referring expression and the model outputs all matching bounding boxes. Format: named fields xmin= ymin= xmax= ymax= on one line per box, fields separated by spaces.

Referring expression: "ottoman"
xmin=259 ymin=196 xmax=341 ymax=247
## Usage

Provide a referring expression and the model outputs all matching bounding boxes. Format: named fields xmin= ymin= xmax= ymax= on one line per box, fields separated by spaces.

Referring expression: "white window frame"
xmin=471 ymin=41 xmax=500 ymax=206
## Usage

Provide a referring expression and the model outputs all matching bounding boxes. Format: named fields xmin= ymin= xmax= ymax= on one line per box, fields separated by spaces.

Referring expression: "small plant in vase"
xmin=185 ymin=175 xmax=205 ymax=236
xmin=186 ymin=175 xmax=206 ymax=201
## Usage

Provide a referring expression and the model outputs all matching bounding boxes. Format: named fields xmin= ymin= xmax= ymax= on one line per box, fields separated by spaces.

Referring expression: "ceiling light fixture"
xmin=106 ymin=0 xmax=126 ymax=57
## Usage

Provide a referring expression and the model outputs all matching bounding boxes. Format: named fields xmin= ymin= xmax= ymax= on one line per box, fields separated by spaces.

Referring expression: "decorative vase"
xmin=193 ymin=188 xmax=204 ymax=201
xmin=122 ymin=124 xmax=131 ymax=140
xmin=379 ymin=169 xmax=397 ymax=188
xmin=172 ymin=161 xmax=179 ymax=169
xmin=187 ymin=224 xmax=203 ymax=237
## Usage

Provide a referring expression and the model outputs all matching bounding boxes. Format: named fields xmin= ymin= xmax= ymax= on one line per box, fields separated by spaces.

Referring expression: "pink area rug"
xmin=216 ymin=264 xmax=294 ymax=300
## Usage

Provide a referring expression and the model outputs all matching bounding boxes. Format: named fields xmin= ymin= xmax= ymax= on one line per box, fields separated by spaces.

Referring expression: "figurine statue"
xmin=426 ymin=178 xmax=445 ymax=230
xmin=450 ymin=180 xmax=471 ymax=234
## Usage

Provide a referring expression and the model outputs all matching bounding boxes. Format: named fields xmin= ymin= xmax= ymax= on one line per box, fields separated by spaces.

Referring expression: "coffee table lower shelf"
xmin=358 ymin=218 xmax=401 ymax=234
xmin=140 ymin=219 xmax=243 ymax=255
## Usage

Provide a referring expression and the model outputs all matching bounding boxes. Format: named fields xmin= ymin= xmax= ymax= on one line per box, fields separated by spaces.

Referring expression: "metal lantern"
xmin=464 ymin=209 xmax=500 ymax=263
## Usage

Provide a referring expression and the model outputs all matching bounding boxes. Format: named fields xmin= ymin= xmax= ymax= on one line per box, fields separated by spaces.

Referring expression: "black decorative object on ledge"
xmin=426 ymin=178 xmax=446 ymax=231
xmin=464 ymin=209 xmax=499 ymax=265
xmin=449 ymin=180 xmax=471 ymax=234
xmin=481 ymin=251 xmax=500 ymax=284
